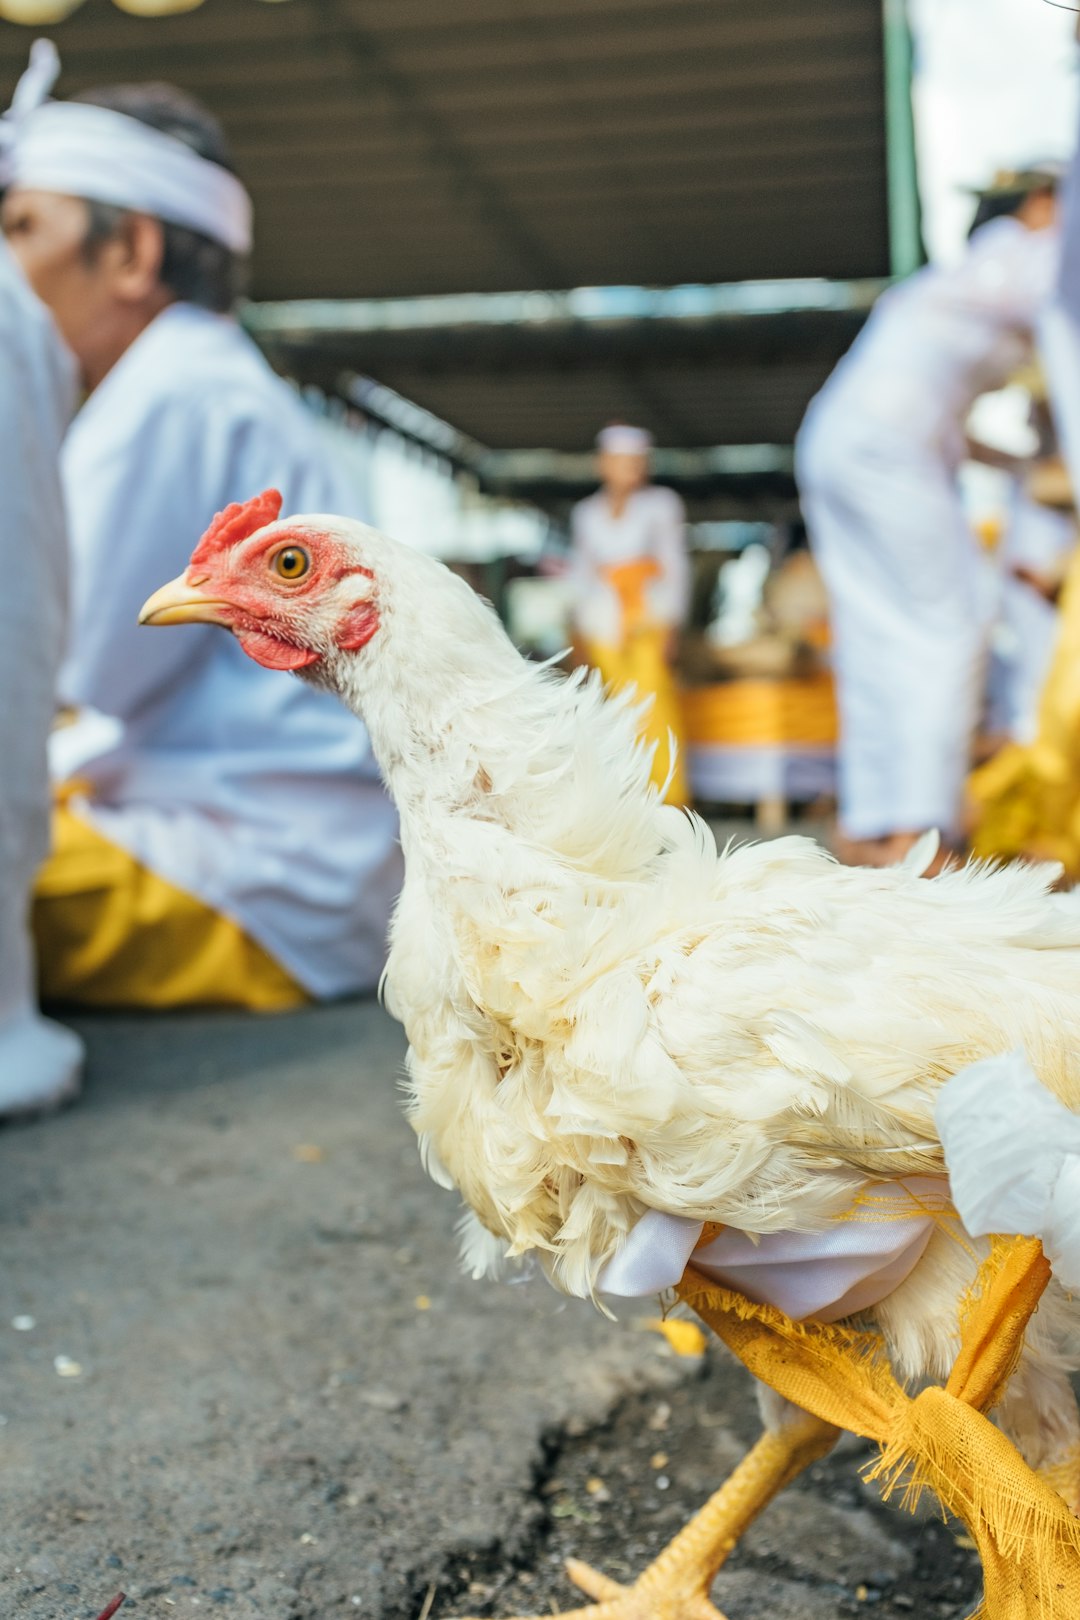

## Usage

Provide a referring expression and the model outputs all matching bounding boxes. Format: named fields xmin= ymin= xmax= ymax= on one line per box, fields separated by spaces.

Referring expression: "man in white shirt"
xmin=1 ymin=46 xmax=401 ymax=1008
xmin=0 ymin=235 xmax=84 ymax=1109
xmin=569 ymin=425 xmax=690 ymax=803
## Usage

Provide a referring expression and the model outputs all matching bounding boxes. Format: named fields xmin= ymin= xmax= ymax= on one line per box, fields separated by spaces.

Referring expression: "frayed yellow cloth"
xmin=33 ymin=806 xmax=307 ymax=1011
xmin=678 ymin=1237 xmax=1080 ymax=1619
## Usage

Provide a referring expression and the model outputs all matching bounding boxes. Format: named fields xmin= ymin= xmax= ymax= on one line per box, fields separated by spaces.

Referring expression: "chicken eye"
xmin=273 ymin=546 xmax=310 ymax=581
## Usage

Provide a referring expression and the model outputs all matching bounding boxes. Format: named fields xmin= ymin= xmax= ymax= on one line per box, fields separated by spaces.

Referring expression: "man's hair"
xmin=72 ymin=82 xmax=247 ymax=312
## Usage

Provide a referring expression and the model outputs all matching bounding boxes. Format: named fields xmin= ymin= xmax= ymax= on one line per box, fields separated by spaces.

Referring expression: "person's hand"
xmin=1011 ymin=564 xmax=1063 ymax=605
xmin=568 ymin=634 xmax=591 ymax=670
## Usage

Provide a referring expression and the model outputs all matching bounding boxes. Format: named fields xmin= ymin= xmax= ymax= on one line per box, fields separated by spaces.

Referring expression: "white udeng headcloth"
xmin=0 ymin=39 xmax=253 ymax=254
xmin=596 ymin=424 xmax=653 ymax=455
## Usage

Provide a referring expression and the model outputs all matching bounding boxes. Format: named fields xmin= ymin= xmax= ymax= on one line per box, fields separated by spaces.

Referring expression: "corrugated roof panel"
xmin=0 ymin=0 xmax=890 ymax=299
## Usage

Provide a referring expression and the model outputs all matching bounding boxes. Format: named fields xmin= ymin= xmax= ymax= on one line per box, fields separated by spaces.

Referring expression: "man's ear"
xmin=108 ymin=212 xmax=166 ymax=304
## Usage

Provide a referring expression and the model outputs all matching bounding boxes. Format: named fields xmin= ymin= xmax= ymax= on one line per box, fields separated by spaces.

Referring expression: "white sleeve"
xmin=936 ymin=1050 xmax=1080 ymax=1289
xmin=647 ymin=490 xmax=691 ymax=628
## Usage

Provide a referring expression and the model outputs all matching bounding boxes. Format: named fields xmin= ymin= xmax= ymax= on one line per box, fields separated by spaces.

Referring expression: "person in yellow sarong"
xmin=969 ymin=522 xmax=1080 ymax=874
xmin=569 ymin=424 xmax=690 ymax=803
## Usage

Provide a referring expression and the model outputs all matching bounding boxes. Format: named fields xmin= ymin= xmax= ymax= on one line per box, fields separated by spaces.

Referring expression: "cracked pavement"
xmin=0 ymin=1001 xmax=980 ymax=1620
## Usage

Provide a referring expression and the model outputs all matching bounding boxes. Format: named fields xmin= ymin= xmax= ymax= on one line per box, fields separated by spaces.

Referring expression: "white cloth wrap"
xmin=0 ymin=40 xmax=251 ymax=253
xmin=937 ymin=1051 xmax=1080 ymax=1292
xmin=597 ymin=425 xmax=653 ymax=454
xmin=599 ymin=1176 xmax=948 ymax=1323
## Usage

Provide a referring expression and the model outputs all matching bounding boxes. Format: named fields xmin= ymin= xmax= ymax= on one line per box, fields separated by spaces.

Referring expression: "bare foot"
xmin=832 ymin=830 xmax=961 ymax=875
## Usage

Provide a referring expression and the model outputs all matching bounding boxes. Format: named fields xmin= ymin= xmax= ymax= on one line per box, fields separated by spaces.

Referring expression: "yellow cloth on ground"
xmin=970 ymin=550 xmax=1080 ymax=875
xmin=678 ymin=1237 xmax=1080 ymax=1619
xmin=587 ymin=556 xmax=688 ymax=805
xmin=32 ymin=806 xmax=308 ymax=1011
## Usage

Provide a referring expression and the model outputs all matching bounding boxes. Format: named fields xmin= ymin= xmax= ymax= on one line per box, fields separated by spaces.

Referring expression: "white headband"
xmin=597 ymin=425 xmax=653 ymax=454
xmin=1 ymin=40 xmax=252 ymax=255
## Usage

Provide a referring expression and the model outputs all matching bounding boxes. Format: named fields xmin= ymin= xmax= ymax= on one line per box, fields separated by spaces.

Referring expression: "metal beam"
xmin=245 ymin=278 xmax=887 ymax=339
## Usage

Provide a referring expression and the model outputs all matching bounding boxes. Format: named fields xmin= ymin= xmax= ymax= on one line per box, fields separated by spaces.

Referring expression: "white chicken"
xmin=140 ymin=491 xmax=1080 ymax=1620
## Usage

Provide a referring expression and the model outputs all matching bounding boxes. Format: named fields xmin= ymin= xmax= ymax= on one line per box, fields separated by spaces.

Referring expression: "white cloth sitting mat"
xmin=599 ymin=1176 xmax=951 ymax=1322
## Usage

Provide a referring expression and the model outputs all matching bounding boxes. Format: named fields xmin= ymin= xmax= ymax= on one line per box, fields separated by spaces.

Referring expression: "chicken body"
xmin=141 ymin=501 xmax=1080 ymax=1609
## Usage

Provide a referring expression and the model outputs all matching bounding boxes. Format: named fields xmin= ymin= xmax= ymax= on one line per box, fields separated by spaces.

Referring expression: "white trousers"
xmin=798 ymin=416 xmax=984 ymax=841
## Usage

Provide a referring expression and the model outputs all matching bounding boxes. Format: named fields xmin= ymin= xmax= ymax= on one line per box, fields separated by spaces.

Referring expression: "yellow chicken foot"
xmin=479 ymin=1408 xmax=840 ymax=1620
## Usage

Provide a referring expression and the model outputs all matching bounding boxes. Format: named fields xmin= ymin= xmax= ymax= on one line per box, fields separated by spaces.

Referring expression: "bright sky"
xmin=910 ymin=0 xmax=1079 ymax=262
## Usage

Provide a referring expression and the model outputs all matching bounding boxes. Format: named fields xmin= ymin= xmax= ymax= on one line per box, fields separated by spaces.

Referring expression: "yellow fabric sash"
xmin=678 ymin=1238 xmax=1080 ymax=1618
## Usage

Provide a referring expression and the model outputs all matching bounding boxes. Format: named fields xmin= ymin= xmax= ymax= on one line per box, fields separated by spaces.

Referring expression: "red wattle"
xmin=237 ymin=628 xmax=322 ymax=671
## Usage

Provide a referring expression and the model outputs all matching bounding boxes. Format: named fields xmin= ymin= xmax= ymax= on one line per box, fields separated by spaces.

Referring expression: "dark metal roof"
xmin=0 ymin=0 xmax=893 ymax=301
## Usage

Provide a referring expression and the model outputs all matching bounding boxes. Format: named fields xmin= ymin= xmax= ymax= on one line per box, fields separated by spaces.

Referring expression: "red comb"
xmin=191 ymin=488 xmax=283 ymax=567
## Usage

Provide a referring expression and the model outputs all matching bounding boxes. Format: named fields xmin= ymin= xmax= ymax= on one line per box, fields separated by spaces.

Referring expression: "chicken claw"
xmin=465 ymin=1408 xmax=838 ymax=1620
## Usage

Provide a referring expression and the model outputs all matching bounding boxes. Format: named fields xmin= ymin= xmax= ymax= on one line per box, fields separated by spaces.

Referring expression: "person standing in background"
xmin=569 ymin=425 xmax=690 ymax=804
xmin=0 ymin=226 xmax=84 ymax=1112
xmin=797 ymin=168 xmax=1061 ymax=868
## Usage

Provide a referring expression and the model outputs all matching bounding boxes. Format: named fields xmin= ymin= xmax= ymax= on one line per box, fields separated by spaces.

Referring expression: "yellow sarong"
xmin=970 ymin=549 xmax=1080 ymax=874
xmin=587 ymin=557 xmax=689 ymax=805
xmin=33 ymin=806 xmax=307 ymax=1012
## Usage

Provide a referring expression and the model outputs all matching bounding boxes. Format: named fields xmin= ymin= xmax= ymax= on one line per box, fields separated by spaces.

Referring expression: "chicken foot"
xmin=484 ymin=1405 xmax=840 ymax=1620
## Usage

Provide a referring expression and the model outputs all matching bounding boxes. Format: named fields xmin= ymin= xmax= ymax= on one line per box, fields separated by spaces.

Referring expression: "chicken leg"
xmin=484 ymin=1403 xmax=840 ymax=1620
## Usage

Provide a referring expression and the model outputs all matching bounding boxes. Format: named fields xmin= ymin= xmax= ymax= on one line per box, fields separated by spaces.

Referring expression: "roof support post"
xmin=882 ymin=0 xmax=925 ymax=278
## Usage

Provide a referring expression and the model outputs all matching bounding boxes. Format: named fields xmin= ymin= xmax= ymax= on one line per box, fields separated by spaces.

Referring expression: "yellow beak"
xmin=138 ymin=574 xmax=234 ymax=629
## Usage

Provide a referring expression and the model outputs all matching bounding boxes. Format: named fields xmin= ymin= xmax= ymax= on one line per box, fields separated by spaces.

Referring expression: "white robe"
xmin=0 ymin=241 xmax=83 ymax=1101
xmin=797 ymin=217 xmax=1061 ymax=840
xmin=53 ymin=303 xmax=402 ymax=999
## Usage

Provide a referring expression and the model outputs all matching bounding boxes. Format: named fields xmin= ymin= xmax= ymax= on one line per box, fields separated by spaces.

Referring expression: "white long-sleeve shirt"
xmin=569 ymin=484 xmax=689 ymax=646
xmin=53 ymin=303 xmax=402 ymax=998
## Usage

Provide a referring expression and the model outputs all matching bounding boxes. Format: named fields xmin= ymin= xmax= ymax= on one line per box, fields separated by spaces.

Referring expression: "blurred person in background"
xmin=797 ymin=166 xmax=1062 ymax=868
xmin=0 ymin=211 xmax=83 ymax=1107
xmin=968 ymin=125 xmax=1080 ymax=878
xmin=983 ymin=385 xmax=1076 ymax=749
xmin=0 ymin=43 xmax=401 ymax=1010
xmin=569 ymin=425 xmax=690 ymax=804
